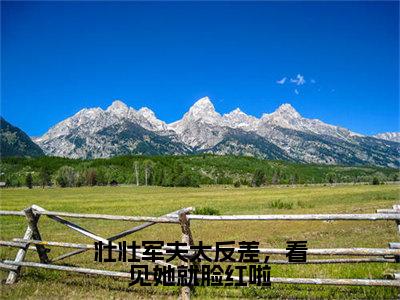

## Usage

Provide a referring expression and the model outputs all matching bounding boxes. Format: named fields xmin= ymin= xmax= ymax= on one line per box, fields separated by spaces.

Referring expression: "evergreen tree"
xmin=392 ymin=173 xmax=399 ymax=182
xmin=326 ymin=172 xmax=335 ymax=184
xmin=39 ymin=167 xmax=51 ymax=188
xmin=252 ymin=169 xmax=266 ymax=187
xmin=25 ymin=173 xmax=33 ymax=189
xmin=85 ymin=168 xmax=97 ymax=186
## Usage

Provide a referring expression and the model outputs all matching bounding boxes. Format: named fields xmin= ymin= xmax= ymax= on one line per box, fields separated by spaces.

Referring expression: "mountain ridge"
xmin=32 ymin=97 xmax=400 ymax=167
xmin=373 ymin=132 xmax=400 ymax=143
xmin=0 ymin=117 xmax=45 ymax=157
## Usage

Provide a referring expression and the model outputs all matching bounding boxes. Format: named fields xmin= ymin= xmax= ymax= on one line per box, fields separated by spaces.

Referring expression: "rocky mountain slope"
xmin=33 ymin=97 xmax=399 ymax=167
xmin=0 ymin=117 xmax=44 ymax=157
xmin=373 ymin=132 xmax=400 ymax=143
xmin=34 ymin=101 xmax=188 ymax=159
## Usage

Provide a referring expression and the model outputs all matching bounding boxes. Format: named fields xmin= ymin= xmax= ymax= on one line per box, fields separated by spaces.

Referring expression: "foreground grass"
xmin=0 ymin=184 xmax=399 ymax=299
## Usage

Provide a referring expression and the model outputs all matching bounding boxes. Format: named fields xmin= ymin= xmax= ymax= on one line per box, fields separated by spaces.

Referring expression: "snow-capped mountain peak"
xmin=258 ymin=103 xmax=357 ymax=139
xmin=138 ymin=107 xmax=156 ymax=118
xmin=75 ymin=107 xmax=103 ymax=118
xmin=191 ymin=96 xmax=214 ymax=108
xmin=226 ymin=108 xmax=245 ymax=116
xmin=271 ymin=103 xmax=301 ymax=119
xmin=170 ymin=96 xmax=221 ymax=128
xmin=260 ymin=103 xmax=302 ymax=127
xmin=106 ymin=100 xmax=130 ymax=116
xmin=166 ymin=97 xmax=224 ymax=148
xmin=187 ymin=96 xmax=219 ymax=119
xmin=222 ymin=108 xmax=259 ymax=131
xmin=138 ymin=107 xmax=168 ymax=132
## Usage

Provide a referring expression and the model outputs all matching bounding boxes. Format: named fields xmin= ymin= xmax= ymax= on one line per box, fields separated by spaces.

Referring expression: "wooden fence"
xmin=1 ymin=204 xmax=400 ymax=299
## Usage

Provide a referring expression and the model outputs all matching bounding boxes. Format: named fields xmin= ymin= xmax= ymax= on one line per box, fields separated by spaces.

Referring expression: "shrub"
xmin=55 ymin=166 xmax=77 ymax=187
xmin=84 ymin=168 xmax=97 ymax=186
xmin=297 ymin=200 xmax=315 ymax=209
xmin=372 ymin=177 xmax=380 ymax=185
xmin=392 ymin=173 xmax=399 ymax=182
xmin=268 ymin=200 xmax=293 ymax=209
xmin=195 ymin=206 xmax=220 ymax=215
xmin=174 ymin=172 xmax=199 ymax=187
xmin=252 ymin=169 xmax=266 ymax=187
xmin=233 ymin=181 xmax=241 ymax=188
xmin=39 ymin=167 xmax=51 ymax=188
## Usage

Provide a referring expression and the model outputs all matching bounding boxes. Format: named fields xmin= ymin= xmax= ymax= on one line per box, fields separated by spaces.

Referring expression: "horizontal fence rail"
xmin=4 ymin=239 xmax=400 ymax=257
xmin=2 ymin=208 xmax=400 ymax=222
xmin=2 ymin=212 xmax=400 ymax=222
xmin=187 ymin=213 xmax=400 ymax=221
xmin=33 ymin=210 xmax=180 ymax=223
xmin=1 ymin=240 xmax=395 ymax=265
xmin=2 ymin=260 xmax=399 ymax=287
xmin=0 ymin=211 xmax=25 ymax=216
xmin=0 ymin=204 xmax=399 ymax=299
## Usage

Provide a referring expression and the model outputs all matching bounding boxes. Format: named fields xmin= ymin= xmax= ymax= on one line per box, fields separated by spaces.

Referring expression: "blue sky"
xmin=1 ymin=1 xmax=399 ymax=136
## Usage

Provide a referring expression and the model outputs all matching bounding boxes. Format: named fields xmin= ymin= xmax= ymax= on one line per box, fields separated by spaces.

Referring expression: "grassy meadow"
xmin=0 ymin=184 xmax=399 ymax=299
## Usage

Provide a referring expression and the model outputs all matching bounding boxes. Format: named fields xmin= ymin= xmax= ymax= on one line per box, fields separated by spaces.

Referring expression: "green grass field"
xmin=0 ymin=184 xmax=399 ymax=299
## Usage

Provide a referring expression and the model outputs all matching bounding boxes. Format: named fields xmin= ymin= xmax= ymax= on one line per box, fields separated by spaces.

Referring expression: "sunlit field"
xmin=0 ymin=184 xmax=399 ymax=299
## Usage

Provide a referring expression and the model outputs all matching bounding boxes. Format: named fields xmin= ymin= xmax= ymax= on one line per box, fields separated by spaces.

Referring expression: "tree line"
xmin=1 ymin=155 xmax=398 ymax=188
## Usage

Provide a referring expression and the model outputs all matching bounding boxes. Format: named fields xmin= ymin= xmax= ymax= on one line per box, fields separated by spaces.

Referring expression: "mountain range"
xmin=0 ymin=117 xmax=44 ymax=157
xmin=29 ymin=97 xmax=399 ymax=168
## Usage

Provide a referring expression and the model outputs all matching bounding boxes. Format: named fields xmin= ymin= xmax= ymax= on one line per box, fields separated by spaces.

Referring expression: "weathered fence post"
xmin=383 ymin=205 xmax=400 ymax=262
xmin=393 ymin=204 xmax=400 ymax=298
xmin=24 ymin=207 xmax=50 ymax=264
xmin=393 ymin=205 xmax=400 ymax=235
xmin=5 ymin=225 xmax=33 ymax=284
xmin=178 ymin=211 xmax=195 ymax=300
xmin=6 ymin=206 xmax=50 ymax=284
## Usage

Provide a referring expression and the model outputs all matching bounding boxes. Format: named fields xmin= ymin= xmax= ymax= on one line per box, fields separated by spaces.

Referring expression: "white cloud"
xmin=294 ymin=89 xmax=299 ymax=95
xmin=310 ymin=79 xmax=316 ymax=84
xmin=290 ymin=74 xmax=306 ymax=86
xmin=276 ymin=77 xmax=287 ymax=84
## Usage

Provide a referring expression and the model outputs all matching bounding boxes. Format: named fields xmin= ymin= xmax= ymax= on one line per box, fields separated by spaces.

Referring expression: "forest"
xmin=0 ymin=154 xmax=398 ymax=188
